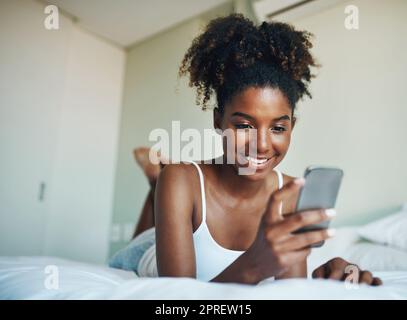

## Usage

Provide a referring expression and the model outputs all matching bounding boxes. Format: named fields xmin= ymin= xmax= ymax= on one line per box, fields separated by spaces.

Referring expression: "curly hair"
xmin=179 ymin=14 xmax=319 ymax=113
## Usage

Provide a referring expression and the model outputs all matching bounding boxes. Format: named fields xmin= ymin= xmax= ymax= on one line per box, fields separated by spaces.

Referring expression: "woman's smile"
xmin=236 ymin=153 xmax=276 ymax=172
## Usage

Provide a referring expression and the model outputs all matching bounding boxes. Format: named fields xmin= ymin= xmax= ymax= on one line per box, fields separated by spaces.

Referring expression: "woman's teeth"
xmin=245 ymin=156 xmax=269 ymax=164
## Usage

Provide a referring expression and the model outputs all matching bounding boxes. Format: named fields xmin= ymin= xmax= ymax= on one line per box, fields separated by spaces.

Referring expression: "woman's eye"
xmin=271 ymin=126 xmax=286 ymax=133
xmin=235 ymin=124 xmax=252 ymax=130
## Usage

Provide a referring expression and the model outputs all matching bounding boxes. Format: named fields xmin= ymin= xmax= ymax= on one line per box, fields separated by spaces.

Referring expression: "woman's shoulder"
xmin=278 ymin=172 xmax=300 ymax=214
xmin=281 ymin=173 xmax=297 ymax=185
xmin=155 ymin=163 xmax=201 ymax=221
xmin=159 ymin=161 xmax=197 ymax=175
xmin=156 ymin=162 xmax=202 ymax=196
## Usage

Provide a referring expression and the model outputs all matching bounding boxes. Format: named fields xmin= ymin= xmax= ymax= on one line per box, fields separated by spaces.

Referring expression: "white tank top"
xmin=189 ymin=161 xmax=284 ymax=282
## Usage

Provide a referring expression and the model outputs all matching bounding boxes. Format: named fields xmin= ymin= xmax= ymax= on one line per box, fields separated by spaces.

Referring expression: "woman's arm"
xmin=213 ymin=180 xmax=331 ymax=284
xmin=155 ymin=163 xmax=264 ymax=282
xmin=156 ymin=170 xmax=330 ymax=283
xmin=155 ymin=164 xmax=197 ymax=277
xmin=276 ymin=260 xmax=307 ymax=279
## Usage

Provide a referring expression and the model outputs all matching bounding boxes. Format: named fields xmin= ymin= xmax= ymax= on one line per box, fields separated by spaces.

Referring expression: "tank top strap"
xmin=186 ymin=162 xmax=282 ymax=223
xmin=273 ymin=168 xmax=284 ymax=189
xmin=188 ymin=161 xmax=207 ymax=223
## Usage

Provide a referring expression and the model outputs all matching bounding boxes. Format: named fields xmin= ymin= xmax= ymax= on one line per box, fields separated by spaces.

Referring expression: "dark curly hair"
xmin=179 ymin=14 xmax=319 ymax=114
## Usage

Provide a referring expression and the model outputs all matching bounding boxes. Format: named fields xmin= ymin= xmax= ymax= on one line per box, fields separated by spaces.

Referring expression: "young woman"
xmin=131 ymin=14 xmax=382 ymax=286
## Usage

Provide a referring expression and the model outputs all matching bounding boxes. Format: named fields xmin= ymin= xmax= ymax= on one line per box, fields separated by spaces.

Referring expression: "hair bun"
xmin=179 ymin=14 xmax=319 ymax=111
xmin=258 ymin=21 xmax=316 ymax=82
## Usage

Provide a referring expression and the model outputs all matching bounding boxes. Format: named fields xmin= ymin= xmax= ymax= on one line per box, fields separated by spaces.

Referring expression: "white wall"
xmin=44 ymin=22 xmax=125 ymax=264
xmin=276 ymin=0 xmax=407 ymax=225
xmin=0 ymin=0 xmax=125 ymax=263
xmin=0 ymin=0 xmax=70 ymax=255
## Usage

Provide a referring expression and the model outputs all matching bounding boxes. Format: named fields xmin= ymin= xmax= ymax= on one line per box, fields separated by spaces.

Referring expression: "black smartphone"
xmin=294 ymin=166 xmax=344 ymax=247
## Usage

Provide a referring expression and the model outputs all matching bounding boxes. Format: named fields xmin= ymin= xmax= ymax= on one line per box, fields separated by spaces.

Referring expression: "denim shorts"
xmin=108 ymin=227 xmax=155 ymax=275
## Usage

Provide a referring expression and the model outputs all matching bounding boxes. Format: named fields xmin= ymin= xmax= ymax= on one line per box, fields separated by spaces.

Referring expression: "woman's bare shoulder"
xmin=155 ymin=163 xmax=201 ymax=224
xmin=282 ymin=173 xmax=297 ymax=184
xmin=157 ymin=163 xmax=201 ymax=192
xmin=156 ymin=163 xmax=202 ymax=201
xmin=280 ymin=173 xmax=299 ymax=214
xmin=159 ymin=162 xmax=197 ymax=179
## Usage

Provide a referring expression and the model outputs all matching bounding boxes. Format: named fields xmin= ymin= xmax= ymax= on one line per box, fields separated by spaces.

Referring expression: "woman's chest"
xmin=192 ymin=185 xmax=297 ymax=251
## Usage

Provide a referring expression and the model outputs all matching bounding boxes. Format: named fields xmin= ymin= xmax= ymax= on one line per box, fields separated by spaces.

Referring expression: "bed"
xmin=1 ymin=221 xmax=407 ymax=299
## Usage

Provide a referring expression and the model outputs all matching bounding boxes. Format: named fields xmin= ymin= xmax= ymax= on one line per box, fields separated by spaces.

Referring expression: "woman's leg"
xmin=132 ymin=147 xmax=162 ymax=238
xmin=133 ymin=187 xmax=155 ymax=238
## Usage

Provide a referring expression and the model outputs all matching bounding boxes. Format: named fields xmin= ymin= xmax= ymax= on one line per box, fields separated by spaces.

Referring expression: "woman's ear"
xmin=213 ymin=108 xmax=222 ymax=131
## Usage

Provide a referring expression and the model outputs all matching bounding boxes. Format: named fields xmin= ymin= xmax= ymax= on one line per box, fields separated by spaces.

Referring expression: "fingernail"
xmin=325 ymin=209 xmax=337 ymax=218
xmin=327 ymin=228 xmax=336 ymax=237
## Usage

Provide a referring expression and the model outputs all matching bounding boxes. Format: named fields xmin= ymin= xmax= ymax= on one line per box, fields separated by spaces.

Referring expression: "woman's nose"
xmin=255 ymin=128 xmax=271 ymax=156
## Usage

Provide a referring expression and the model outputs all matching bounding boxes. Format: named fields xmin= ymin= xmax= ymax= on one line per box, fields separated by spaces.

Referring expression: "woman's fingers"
xmin=328 ymin=268 xmax=346 ymax=281
xmin=280 ymin=248 xmax=312 ymax=267
xmin=312 ymin=258 xmax=384 ymax=286
xmin=273 ymin=208 xmax=336 ymax=236
xmin=359 ymin=270 xmax=374 ymax=285
xmin=312 ymin=265 xmax=326 ymax=279
xmin=372 ymin=277 xmax=383 ymax=286
xmin=263 ymin=178 xmax=305 ymax=225
xmin=343 ymin=268 xmax=382 ymax=286
xmin=276 ymin=229 xmax=334 ymax=252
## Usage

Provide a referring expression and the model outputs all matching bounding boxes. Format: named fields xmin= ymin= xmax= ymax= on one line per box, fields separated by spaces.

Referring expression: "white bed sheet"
xmin=0 ymin=256 xmax=135 ymax=299
xmin=108 ymin=271 xmax=407 ymax=299
xmin=0 ymin=256 xmax=406 ymax=300
xmin=1 ymin=227 xmax=407 ymax=299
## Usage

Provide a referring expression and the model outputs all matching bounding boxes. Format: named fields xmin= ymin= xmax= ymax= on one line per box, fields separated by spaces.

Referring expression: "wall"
xmin=275 ymin=0 xmax=407 ymax=225
xmin=43 ymin=21 xmax=125 ymax=264
xmin=0 ymin=0 xmax=125 ymax=263
xmin=0 ymin=0 xmax=70 ymax=255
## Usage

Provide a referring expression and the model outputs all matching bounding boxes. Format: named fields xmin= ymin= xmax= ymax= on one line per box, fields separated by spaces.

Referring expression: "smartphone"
xmin=294 ymin=166 xmax=344 ymax=247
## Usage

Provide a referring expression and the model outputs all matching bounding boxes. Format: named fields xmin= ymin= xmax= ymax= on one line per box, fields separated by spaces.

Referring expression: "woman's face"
xmin=215 ymin=86 xmax=295 ymax=181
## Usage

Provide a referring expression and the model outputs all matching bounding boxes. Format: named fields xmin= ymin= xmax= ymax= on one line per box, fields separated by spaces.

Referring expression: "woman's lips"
xmin=240 ymin=155 xmax=273 ymax=170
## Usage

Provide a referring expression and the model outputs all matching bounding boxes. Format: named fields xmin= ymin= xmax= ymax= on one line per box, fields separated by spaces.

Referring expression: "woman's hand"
xmin=312 ymin=257 xmax=383 ymax=286
xmin=242 ymin=178 xmax=336 ymax=283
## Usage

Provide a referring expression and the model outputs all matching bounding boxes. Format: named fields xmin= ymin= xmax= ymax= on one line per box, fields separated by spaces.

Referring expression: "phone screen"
xmin=294 ymin=166 xmax=344 ymax=246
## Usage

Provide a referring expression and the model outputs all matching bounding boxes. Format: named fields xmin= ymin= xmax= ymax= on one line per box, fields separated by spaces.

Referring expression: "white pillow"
xmin=343 ymin=242 xmax=407 ymax=271
xmin=358 ymin=204 xmax=407 ymax=251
